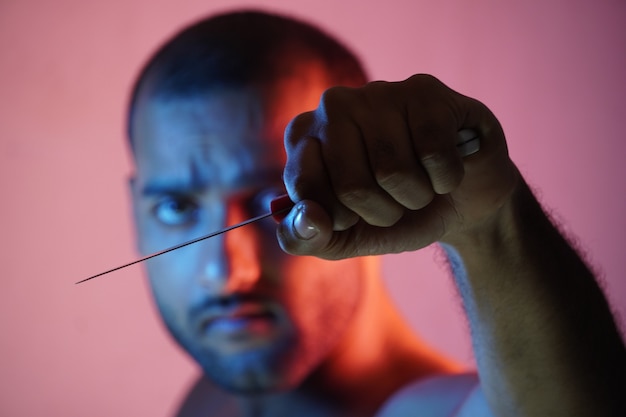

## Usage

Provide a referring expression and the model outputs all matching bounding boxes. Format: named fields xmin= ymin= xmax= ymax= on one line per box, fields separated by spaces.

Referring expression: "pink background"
xmin=1 ymin=1 xmax=625 ymax=415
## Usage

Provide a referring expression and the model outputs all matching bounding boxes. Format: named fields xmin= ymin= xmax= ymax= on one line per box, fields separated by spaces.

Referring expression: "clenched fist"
xmin=277 ymin=74 xmax=519 ymax=259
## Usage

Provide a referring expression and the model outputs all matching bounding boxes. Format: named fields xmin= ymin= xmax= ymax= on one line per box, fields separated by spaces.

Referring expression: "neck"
xmin=237 ymin=257 xmax=461 ymax=417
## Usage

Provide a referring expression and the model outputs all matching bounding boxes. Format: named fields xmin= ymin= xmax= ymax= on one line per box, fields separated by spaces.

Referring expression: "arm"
xmin=277 ymin=74 xmax=626 ymax=416
xmin=443 ymin=178 xmax=626 ymax=417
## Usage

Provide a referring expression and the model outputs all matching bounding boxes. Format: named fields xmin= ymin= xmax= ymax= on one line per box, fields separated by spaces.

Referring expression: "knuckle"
xmin=362 ymin=80 xmax=390 ymax=99
xmin=420 ymin=151 xmax=453 ymax=178
xmin=374 ymin=169 xmax=407 ymax=192
xmin=281 ymin=165 xmax=295 ymax=189
xmin=314 ymin=122 xmax=334 ymax=143
xmin=335 ymin=184 xmax=402 ymax=227
xmin=370 ymin=137 xmax=397 ymax=160
xmin=317 ymin=86 xmax=357 ymax=120
xmin=332 ymin=208 xmax=360 ymax=232
xmin=420 ymin=152 xmax=464 ymax=193
xmin=419 ymin=150 xmax=447 ymax=168
xmin=284 ymin=111 xmax=314 ymax=147
xmin=407 ymin=73 xmax=444 ymax=90
xmin=361 ymin=81 xmax=405 ymax=112
xmin=336 ymin=184 xmax=371 ymax=207
xmin=375 ymin=169 xmax=435 ymax=210
xmin=287 ymin=177 xmax=316 ymax=201
xmin=411 ymin=122 xmax=440 ymax=141
xmin=409 ymin=109 xmax=455 ymax=139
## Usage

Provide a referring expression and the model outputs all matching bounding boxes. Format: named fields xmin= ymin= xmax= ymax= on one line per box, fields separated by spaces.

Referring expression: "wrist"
xmin=440 ymin=176 xmax=535 ymax=256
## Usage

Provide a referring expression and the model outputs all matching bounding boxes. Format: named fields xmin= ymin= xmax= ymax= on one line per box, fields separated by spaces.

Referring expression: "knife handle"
xmin=270 ymin=129 xmax=480 ymax=223
xmin=270 ymin=194 xmax=295 ymax=222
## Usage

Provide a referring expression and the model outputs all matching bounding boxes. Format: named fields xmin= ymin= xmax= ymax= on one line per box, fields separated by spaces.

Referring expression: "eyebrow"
xmin=140 ymin=169 xmax=285 ymax=197
xmin=141 ymin=181 xmax=204 ymax=196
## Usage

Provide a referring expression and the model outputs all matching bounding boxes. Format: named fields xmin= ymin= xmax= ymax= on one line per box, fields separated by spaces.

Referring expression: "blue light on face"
xmin=152 ymin=195 xmax=200 ymax=227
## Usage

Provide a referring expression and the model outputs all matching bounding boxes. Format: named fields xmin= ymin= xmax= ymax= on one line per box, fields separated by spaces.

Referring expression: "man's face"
xmin=130 ymin=66 xmax=366 ymax=394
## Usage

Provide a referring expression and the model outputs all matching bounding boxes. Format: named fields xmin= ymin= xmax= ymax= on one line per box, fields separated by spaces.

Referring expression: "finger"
xmin=457 ymin=94 xmax=508 ymax=158
xmin=419 ymin=142 xmax=465 ymax=195
xmin=406 ymin=74 xmax=504 ymax=160
xmin=284 ymin=112 xmax=359 ymax=230
xmin=276 ymin=199 xmax=334 ymax=256
xmin=278 ymin=194 xmax=456 ymax=259
xmin=354 ymin=90 xmax=435 ymax=210
xmin=406 ymin=113 xmax=465 ymax=195
xmin=315 ymin=89 xmax=405 ymax=227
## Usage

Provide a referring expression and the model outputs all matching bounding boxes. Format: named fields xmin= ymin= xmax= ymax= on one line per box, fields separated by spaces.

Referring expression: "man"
xmin=127 ymin=10 xmax=625 ymax=417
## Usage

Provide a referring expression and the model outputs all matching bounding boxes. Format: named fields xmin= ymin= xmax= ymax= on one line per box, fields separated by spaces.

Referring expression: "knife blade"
xmin=75 ymin=130 xmax=479 ymax=284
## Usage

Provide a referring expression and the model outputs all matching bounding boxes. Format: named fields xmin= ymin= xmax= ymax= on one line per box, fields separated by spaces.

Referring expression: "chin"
xmin=199 ymin=353 xmax=303 ymax=395
xmin=213 ymin=374 xmax=292 ymax=396
xmin=192 ymin=335 xmax=310 ymax=395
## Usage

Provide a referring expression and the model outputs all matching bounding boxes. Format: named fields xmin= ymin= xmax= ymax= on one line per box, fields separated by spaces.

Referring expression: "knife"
xmin=75 ymin=129 xmax=479 ymax=284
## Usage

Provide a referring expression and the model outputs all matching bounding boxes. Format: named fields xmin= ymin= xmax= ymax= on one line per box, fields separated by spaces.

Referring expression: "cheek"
xmin=280 ymin=258 xmax=364 ymax=328
xmin=144 ymin=252 xmax=194 ymax=322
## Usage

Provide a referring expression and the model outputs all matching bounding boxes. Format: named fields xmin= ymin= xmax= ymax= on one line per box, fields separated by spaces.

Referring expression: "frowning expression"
xmin=129 ymin=66 xmax=367 ymax=394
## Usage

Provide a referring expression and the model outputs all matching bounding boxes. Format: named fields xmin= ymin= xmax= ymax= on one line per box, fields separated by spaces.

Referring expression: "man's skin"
xmin=130 ymin=55 xmax=625 ymax=416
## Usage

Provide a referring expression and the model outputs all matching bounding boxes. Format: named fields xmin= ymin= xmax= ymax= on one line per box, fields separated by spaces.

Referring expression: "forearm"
xmin=442 ymin=179 xmax=626 ymax=416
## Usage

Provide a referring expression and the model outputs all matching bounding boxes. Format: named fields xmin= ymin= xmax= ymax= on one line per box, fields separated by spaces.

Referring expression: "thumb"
xmin=276 ymin=200 xmax=334 ymax=256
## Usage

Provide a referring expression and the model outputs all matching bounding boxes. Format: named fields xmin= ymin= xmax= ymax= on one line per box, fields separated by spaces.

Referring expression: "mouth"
xmin=199 ymin=301 xmax=280 ymax=337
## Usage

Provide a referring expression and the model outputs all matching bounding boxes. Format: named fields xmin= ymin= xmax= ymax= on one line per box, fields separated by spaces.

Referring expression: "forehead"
xmin=131 ymin=64 xmax=330 ymax=190
xmin=135 ymin=91 xmax=276 ymax=184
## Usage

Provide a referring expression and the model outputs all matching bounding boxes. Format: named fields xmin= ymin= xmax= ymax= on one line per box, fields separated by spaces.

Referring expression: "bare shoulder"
xmin=375 ymin=372 xmax=494 ymax=417
xmin=174 ymin=374 xmax=238 ymax=417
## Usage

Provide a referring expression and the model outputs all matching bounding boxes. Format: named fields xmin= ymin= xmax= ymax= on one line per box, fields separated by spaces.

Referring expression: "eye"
xmin=152 ymin=195 xmax=199 ymax=227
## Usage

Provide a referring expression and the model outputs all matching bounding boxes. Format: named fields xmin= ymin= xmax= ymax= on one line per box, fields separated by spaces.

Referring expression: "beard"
xmin=150 ymin=260 xmax=365 ymax=396
xmin=188 ymin=330 xmax=301 ymax=394
xmin=159 ymin=305 xmax=312 ymax=395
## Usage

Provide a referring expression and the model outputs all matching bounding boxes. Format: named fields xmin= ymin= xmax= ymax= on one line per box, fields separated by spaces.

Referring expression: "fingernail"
xmin=293 ymin=205 xmax=318 ymax=240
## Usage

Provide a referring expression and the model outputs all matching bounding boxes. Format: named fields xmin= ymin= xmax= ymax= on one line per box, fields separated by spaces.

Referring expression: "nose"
xmin=197 ymin=200 xmax=262 ymax=293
